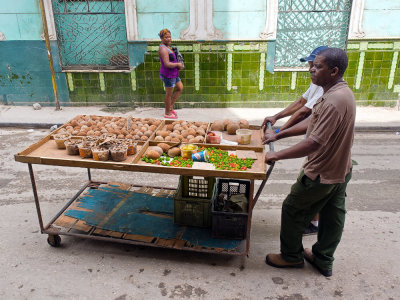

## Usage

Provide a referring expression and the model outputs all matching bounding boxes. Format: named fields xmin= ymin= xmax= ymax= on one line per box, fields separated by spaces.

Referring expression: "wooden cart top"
xmin=14 ymin=115 xmax=268 ymax=180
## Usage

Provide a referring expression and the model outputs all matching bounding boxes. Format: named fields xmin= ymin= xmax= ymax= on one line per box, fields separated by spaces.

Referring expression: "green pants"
xmin=280 ymin=169 xmax=352 ymax=270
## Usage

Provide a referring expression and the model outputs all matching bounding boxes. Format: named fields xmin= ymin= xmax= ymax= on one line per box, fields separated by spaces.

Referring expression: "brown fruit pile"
xmin=63 ymin=115 xmax=161 ymax=141
xmin=153 ymin=120 xmax=208 ymax=143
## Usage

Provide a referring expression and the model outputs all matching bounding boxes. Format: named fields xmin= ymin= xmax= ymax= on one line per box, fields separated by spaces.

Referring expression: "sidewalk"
xmin=1 ymin=104 xmax=400 ymax=130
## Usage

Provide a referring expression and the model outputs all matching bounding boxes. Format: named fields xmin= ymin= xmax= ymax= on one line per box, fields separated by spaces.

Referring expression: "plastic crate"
xmin=174 ymin=178 xmax=214 ymax=227
xmin=181 ymin=176 xmax=216 ymax=199
xmin=211 ymin=179 xmax=250 ymax=240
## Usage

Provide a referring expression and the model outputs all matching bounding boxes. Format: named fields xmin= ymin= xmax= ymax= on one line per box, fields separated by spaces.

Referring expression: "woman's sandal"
xmin=164 ymin=113 xmax=178 ymax=119
xmin=171 ymin=110 xmax=178 ymax=117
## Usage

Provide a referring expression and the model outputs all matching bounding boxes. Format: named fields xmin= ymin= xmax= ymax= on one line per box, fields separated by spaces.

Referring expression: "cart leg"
xmin=28 ymin=164 xmax=45 ymax=233
xmin=239 ymin=255 xmax=247 ymax=270
xmin=87 ymin=168 xmax=91 ymax=181
xmin=47 ymin=234 xmax=61 ymax=247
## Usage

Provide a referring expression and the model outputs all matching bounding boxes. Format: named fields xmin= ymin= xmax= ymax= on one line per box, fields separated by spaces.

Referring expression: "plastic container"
xmin=53 ymin=133 xmax=71 ymax=149
xmin=180 ymin=144 xmax=198 ymax=159
xmin=236 ymin=129 xmax=252 ymax=145
xmin=110 ymin=145 xmax=128 ymax=162
xmin=206 ymin=131 xmax=222 ymax=144
xmin=192 ymin=150 xmax=209 ymax=162
xmin=92 ymin=147 xmax=109 ymax=161
xmin=78 ymin=142 xmax=94 ymax=158
xmin=174 ymin=179 xmax=213 ymax=228
xmin=126 ymin=141 xmax=137 ymax=156
xmin=64 ymin=139 xmax=81 ymax=155
xmin=211 ymin=179 xmax=250 ymax=240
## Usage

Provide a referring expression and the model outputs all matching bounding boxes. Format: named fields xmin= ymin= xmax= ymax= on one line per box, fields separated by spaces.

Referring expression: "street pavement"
xmin=0 ymin=104 xmax=400 ymax=299
xmin=1 ymin=104 xmax=400 ymax=129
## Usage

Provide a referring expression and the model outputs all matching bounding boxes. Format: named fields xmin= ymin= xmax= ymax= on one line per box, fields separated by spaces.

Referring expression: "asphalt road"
xmin=0 ymin=128 xmax=399 ymax=299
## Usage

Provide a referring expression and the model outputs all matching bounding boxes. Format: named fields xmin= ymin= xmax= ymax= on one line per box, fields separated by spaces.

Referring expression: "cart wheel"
xmin=47 ymin=234 xmax=61 ymax=247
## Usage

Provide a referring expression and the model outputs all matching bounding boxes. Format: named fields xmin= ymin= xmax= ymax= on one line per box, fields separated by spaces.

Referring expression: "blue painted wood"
xmin=65 ymin=187 xmax=240 ymax=250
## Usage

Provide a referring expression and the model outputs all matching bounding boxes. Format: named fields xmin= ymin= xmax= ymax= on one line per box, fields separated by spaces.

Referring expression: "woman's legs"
xmin=170 ymin=81 xmax=183 ymax=112
xmin=164 ymin=87 xmax=174 ymax=115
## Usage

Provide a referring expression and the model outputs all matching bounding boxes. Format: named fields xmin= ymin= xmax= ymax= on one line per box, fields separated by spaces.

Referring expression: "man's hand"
xmin=261 ymin=116 xmax=277 ymax=132
xmin=265 ymin=151 xmax=279 ymax=165
xmin=262 ymin=132 xmax=277 ymax=145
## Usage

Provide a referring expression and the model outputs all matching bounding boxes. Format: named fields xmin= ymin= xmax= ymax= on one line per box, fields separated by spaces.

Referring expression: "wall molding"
xmin=125 ymin=0 xmax=138 ymax=41
xmin=348 ymin=0 xmax=365 ymax=39
xmin=260 ymin=0 xmax=278 ymax=39
xmin=42 ymin=0 xmax=57 ymax=40
xmin=181 ymin=0 xmax=222 ymax=40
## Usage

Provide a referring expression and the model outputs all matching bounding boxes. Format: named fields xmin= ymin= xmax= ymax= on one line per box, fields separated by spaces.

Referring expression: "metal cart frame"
xmin=17 ymin=120 xmax=275 ymax=256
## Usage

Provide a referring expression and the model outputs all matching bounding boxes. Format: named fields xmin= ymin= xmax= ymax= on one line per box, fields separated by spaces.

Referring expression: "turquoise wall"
xmin=0 ymin=41 xmax=69 ymax=104
xmin=214 ymin=1 xmax=266 ymax=39
xmin=363 ymin=0 xmax=400 ymax=37
xmin=0 ymin=0 xmax=42 ymax=40
xmin=137 ymin=0 xmax=190 ymax=40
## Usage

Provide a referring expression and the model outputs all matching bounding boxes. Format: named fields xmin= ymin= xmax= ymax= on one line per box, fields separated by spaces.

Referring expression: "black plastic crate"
xmin=174 ymin=178 xmax=214 ymax=228
xmin=211 ymin=179 xmax=250 ymax=240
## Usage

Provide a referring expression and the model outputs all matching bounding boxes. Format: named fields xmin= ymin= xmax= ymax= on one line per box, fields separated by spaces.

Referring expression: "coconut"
xmin=238 ymin=119 xmax=250 ymax=129
xmin=211 ymin=121 xmax=224 ymax=131
xmin=157 ymin=143 xmax=171 ymax=153
xmin=148 ymin=146 xmax=163 ymax=156
xmin=168 ymin=147 xmax=181 ymax=157
xmin=227 ymin=122 xmax=240 ymax=135
xmin=222 ymin=119 xmax=233 ymax=130
xmin=146 ymin=150 xmax=160 ymax=159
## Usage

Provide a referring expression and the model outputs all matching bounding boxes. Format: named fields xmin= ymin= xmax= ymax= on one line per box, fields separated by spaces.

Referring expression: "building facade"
xmin=0 ymin=0 xmax=399 ymax=107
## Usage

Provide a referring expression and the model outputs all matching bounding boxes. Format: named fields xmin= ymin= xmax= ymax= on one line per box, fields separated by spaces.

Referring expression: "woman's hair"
xmin=159 ymin=29 xmax=171 ymax=39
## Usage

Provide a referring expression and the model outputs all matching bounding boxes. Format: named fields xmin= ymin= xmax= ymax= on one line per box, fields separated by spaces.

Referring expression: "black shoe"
xmin=303 ymin=223 xmax=318 ymax=235
xmin=303 ymin=248 xmax=332 ymax=277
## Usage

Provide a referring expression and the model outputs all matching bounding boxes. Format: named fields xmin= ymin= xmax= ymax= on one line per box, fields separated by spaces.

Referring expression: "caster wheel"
xmin=47 ymin=235 xmax=61 ymax=247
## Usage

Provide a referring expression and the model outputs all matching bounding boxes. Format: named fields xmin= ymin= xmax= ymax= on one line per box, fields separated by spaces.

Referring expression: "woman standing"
xmin=158 ymin=29 xmax=184 ymax=119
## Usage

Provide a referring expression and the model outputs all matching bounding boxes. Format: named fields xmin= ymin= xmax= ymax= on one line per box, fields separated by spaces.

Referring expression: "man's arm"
xmin=265 ymin=137 xmax=321 ymax=164
xmin=279 ymin=106 xmax=311 ymax=131
xmin=261 ymin=97 xmax=307 ymax=129
xmin=262 ymin=117 xmax=309 ymax=144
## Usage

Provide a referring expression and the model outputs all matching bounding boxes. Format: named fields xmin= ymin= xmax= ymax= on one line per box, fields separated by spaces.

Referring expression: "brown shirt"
xmin=304 ymin=80 xmax=356 ymax=184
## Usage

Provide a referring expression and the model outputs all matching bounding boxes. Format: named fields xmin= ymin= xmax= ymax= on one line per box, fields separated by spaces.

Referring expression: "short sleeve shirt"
xmin=303 ymin=83 xmax=324 ymax=109
xmin=304 ymin=80 xmax=356 ymax=184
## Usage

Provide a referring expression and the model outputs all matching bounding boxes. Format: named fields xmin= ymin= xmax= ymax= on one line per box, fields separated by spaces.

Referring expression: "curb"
xmin=1 ymin=123 xmax=400 ymax=132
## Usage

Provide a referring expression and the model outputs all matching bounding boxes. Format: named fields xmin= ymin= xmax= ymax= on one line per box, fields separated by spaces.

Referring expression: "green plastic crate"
xmin=174 ymin=178 xmax=215 ymax=227
xmin=181 ymin=176 xmax=216 ymax=199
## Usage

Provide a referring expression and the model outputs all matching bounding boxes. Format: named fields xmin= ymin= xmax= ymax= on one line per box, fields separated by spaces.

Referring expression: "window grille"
xmin=52 ymin=0 xmax=129 ymax=70
xmin=274 ymin=0 xmax=352 ymax=69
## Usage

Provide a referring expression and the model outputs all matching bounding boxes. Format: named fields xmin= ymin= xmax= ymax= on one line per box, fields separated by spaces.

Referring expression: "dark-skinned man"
xmin=262 ymin=46 xmax=329 ymax=235
xmin=264 ymin=48 xmax=356 ymax=277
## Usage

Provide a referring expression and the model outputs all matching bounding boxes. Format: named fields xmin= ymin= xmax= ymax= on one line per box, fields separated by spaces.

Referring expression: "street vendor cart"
xmin=14 ymin=115 xmax=274 ymax=256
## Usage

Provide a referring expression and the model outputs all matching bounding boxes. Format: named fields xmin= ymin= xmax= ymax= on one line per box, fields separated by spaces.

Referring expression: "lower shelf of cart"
xmin=49 ymin=181 xmax=247 ymax=255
